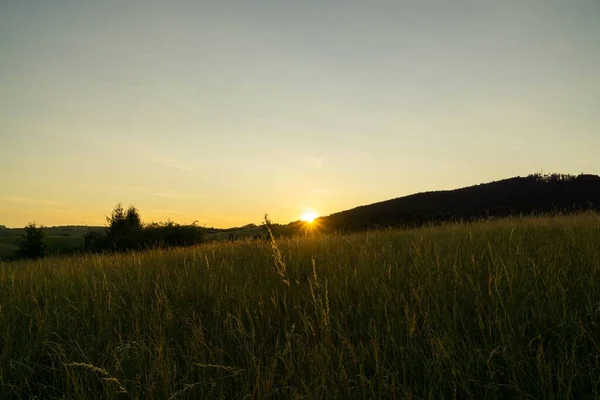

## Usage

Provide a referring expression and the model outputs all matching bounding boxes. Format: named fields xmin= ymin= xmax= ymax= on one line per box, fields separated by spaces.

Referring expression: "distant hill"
xmin=317 ymin=173 xmax=600 ymax=231
xmin=0 ymin=225 xmax=104 ymax=238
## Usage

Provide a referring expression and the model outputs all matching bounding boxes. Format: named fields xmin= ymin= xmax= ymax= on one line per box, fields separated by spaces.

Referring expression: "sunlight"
xmin=300 ymin=210 xmax=319 ymax=223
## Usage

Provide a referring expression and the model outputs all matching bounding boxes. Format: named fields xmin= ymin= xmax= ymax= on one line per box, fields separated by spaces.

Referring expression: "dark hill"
xmin=319 ymin=173 xmax=600 ymax=231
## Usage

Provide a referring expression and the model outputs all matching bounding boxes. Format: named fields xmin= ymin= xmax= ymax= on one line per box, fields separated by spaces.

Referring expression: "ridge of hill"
xmin=316 ymin=173 xmax=600 ymax=231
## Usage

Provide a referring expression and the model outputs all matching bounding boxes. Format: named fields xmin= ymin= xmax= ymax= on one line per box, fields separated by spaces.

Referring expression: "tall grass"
xmin=1 ymin=213 xmax=600 ymax=399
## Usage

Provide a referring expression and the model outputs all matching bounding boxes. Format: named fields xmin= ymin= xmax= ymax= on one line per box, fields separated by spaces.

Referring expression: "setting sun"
xmin=300 ymin=211 xmax=319 ymax=223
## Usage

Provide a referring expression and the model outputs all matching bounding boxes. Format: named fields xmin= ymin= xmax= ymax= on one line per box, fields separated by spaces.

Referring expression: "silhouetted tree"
xmin=126 ymin=206 xmax=142 ymax=229
xmin=15 ymin=223 xmax=47 ymax=259
xmin=104 ymin=204 xmax=144 ymax=250
xmin=85 ymin=204 xmax=205 ymax=252
xmin=106 ymin=204 xmax=142 ymax=235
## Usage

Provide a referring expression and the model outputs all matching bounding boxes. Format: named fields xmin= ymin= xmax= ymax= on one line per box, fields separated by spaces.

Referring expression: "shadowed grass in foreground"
xmin=1 ymin=213 xmax=600 ymax=399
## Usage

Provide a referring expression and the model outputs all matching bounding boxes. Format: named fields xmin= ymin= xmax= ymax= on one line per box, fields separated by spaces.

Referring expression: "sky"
xmin=1 ymin=0 xmax=599 ymax=228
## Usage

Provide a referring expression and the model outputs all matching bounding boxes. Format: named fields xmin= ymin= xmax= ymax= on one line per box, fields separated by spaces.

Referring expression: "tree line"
xmin=10 ymin=204 xmax=206 ymax=260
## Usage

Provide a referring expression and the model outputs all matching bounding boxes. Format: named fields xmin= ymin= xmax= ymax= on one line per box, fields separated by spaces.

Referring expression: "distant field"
xmin=205 ymin=226 xmax=264 ymax=242
xmin=0 ymin=226 xmax=103 ymax=258
xmin=0 ymin=235 xmax=85 ymax=258
xmin=1 ymin=213 xmax=600 ymax=399
xmin=0 ymin=225 xmax=258 ymax=258
xmin=0 ymin=241 xmax=16 ymax=258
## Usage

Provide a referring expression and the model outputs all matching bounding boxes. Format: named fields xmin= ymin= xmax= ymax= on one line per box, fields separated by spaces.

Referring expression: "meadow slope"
xmin=1 ymin=214 xmax=600 ymax=399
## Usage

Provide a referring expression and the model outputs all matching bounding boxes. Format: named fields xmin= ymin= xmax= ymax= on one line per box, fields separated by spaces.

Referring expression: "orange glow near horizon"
xmin=300 ymin=211 xmax=319 ymax=223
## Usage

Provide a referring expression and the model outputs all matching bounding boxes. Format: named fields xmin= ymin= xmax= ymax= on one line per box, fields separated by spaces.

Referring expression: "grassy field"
xmin=1 ymin=213 xmax=600 ymax=399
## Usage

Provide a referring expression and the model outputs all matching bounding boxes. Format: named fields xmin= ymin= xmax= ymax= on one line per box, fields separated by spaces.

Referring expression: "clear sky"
xmin=1 ymin=0 xmax=599 ymax=228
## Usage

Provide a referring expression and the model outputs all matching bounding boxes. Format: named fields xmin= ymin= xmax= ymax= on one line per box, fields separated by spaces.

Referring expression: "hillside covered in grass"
xmin=1 ymin=213 xmax=600 ymax=399
xmin=319 ymin=173 xmax=600 ymax=231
